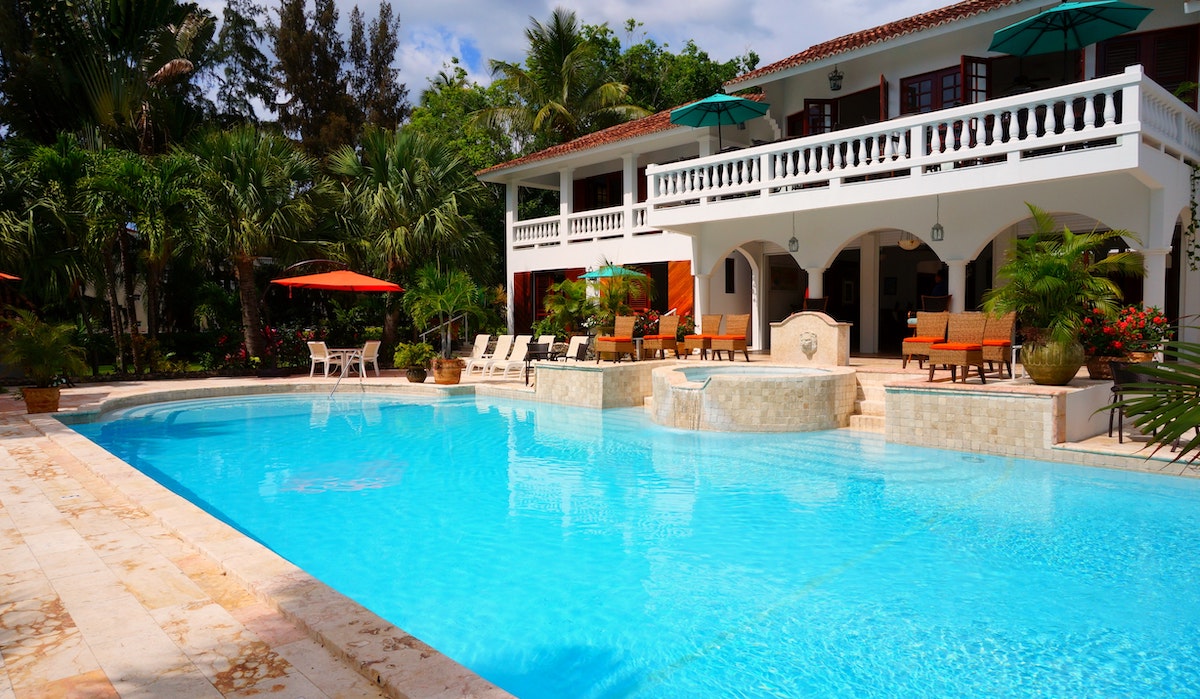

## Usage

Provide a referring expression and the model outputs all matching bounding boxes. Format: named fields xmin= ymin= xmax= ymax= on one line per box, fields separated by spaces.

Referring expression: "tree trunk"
xmin=235 ymin=256 xmax=266 ymax=359
xmin=117 ymin=225 xmax=142 ymax=371
xmin=103 ymin=254 xmax=128 ymax=373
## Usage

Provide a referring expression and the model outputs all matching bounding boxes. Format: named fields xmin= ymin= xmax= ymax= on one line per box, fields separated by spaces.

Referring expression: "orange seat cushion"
xmin=643 ymin=334 xmax=674 ymax=340
xmin=931 ymin=342 xmax=982 ymax=351
xmin=597 ymin=336 xmax=633 ymax=342
xmin=685 ymin=334 xmax=715 ymax=340
xmin=982 ymin=339 xmax=1012 ymax=347
xmin=713 ymin=335 xmax=746 ymax=341
xmin=904 ymin=336 xmax=945 ymax=343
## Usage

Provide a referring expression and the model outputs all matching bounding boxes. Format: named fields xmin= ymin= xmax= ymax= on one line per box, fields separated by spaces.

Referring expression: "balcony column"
xmin=505 ymin=182 xmax=517 ymax=334
xmin=1140 ymin=248 xmax=1170 ymax=311
xmin=559 ymin=167 xmax=574 ymax=238
xmin=803 ymin=267 xmax=825 ymax=299
xmin=622 ymin=154 xmax=636 ymax=231
xmin=859 ymin=233 xmax=880 ymax=354
xmin=991 ymin=226 xmax=1017 ymax=289
xmin=946 ymin=259 xmax=968 ymax=313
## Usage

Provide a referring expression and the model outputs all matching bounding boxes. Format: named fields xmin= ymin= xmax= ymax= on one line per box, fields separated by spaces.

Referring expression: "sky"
xmin=197 ymin=0 xmax=957 ymax=93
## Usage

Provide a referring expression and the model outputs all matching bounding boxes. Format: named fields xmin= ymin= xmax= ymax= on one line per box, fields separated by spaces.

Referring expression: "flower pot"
xmin=1085 ymin=356 xmax=1118 ymax=380
xmin=405 ymin=368 xmax=428 ymax=383
xmin=1022 ymin=339 xmax=1085 ymax=386
xmin=22 ymin=386 xmax=61 ymax=413
xmin=431 ymin=358 xmax=464 ymax=385
xmin=1124 ymin=350 xmax=1156 ymax=364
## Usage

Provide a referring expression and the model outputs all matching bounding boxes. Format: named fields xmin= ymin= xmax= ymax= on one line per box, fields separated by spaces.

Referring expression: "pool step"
xmin=848 ymin=414 xmax=886 ymax=432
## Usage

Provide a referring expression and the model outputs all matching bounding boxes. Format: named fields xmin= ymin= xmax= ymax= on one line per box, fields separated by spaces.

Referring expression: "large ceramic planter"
xmin=404 ymin=367 xmax=428 ymax=383
xmin=1022 ymin=339 xmax=1085 ymax=385
xmin=1085 ymin=355 xmax=1118 ymax=380
xmin=22 ymin=386 xmax=61 ymax=413
xmin=431 ymin=358 xmax=464 ymax=385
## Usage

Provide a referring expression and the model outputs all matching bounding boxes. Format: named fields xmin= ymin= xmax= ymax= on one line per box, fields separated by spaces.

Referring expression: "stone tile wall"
xmin=534 ymin=361 xmax=660 ymax=409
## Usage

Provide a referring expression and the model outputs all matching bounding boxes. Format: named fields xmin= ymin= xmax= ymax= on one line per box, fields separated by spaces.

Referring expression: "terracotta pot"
xmin=1022 ymin=339 xmax=1085 ymax=386
xmin=22 ymin=386 xmax=61 ymax=413
xmin=431 ymin=358 xmax=464 ymax=385
xmin=1085 ymin=356 xmax=1118 ymax=380
xmin=1124 ymin=350 xmax=1156 ymax=364
xmin=404 ymin=368 xmax=428 ymax=383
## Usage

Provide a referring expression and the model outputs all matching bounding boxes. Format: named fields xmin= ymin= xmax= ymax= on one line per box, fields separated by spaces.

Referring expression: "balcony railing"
xmin=513 ymin=203 xmax=653 ymax=249
xmin=647 ymin=66 xmax=1200 ymax=212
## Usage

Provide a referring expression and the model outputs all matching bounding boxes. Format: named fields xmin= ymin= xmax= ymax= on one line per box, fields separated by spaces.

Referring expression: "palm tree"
xmin=1116 ymin=339 xmax=1200 ymax=463
xmin=402 ymin=264 xmax=484 ymax=359
xmin=328 ymin=126 xmax=494 ymax=349
xmin=476 ymin=8 xmax=648 ymax=147
xmin=190 ymin=126 xmax=320 ymax=359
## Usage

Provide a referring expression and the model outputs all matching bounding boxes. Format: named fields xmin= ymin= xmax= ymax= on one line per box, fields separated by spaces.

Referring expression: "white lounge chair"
xmin=487 ymin=335 xmax=532 ymax=379
xmin=466 ymin=334 xmax=512 ymax=376
xmin=467 ymin=333 xmax=491 ymax=360
xmin=536 ymin=334 xmax=557 ymax=354
xmin=346 ymin=340 xmax=381 ymax=376
xmin=307 ymin=341 xmax=344 ymax=377
xmin=561 ymin=335 xmax=590 ymax=361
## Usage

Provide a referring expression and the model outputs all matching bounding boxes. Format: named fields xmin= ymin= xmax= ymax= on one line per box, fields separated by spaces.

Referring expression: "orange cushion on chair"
xmin=713 ymin=335 xmax=746 ymax=341
xmin=904 ymin=336 xmax=945 ymax=344
xmin=931 ymin=342 xmax=982 ymax=351
xmin=982 ymin=339 xmax=1012 ymax=347
xmin=685 ymin=334 xmax=715 ymax=340
xmin=643 ymin=334 xmax=674 ymax=340
xmin=597 ymin=336 xmax=633 ymax=342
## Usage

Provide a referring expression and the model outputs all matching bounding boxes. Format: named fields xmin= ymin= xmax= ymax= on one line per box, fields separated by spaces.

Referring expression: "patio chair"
xmin=560 ymin=335 xmax=590 ymax=361
xmin=595 ymin=316 xmax=637 ymax=362
xmin=901 ymin=312 xmax=948 ymax=369
xmin=536 ymin=334 xmax=558 ymax=358
xmin=927 ymin=312 xmax=987 ymax=384
xmin=1108 ymin=360 xmax=1159 ymax=444
xmin=642 ymin=315 xmax=680 ymax=359
xmin=921 ymin=295 xmax=952 ymax=312
xmin=467 ymin=333 xmax=491 ymax=361
xmin=683 ymin=314 xmax=722 ymax=360
xmin=487 ymin=335 xmax=532 ymax=378
xmin=982 ymin=312 xmax=1016 ymax=378
xmin=350 ymin=340 xmax=381 ymax=377
xmin=307 ymin=341 xmax=344 ymax=377
xmin=466 ymin=334 xmax=511 ymax=376
xmin=711 ymin=313 xmax=750 ymax=361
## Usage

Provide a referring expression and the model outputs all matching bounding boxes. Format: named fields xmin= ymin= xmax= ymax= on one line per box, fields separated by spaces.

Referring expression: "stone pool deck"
xmin=1 ymin=362 xmax=1195 ymax=697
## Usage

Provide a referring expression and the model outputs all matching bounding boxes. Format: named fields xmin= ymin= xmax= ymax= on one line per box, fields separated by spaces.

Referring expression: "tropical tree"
xmin=541 ymin=278 xmax=595 ymax=333
xmin=347 ymin=1 xmax=409 ymax=130
xmin=476 ymin=8 xmax=648 ymax=149
xmin=213 ymin=0 xmax=273 ymax=124
xmin=402 ymin=264 xmax=484 ymax=359
xmin=327 ymin=126 xmax=494 ymax=349
xmin=190 ymin=125 xmax=321 ymax=359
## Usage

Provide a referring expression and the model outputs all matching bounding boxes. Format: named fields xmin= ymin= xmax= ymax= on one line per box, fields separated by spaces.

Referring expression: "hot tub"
xmin=651 ymin=363 xmax=857 ymax=432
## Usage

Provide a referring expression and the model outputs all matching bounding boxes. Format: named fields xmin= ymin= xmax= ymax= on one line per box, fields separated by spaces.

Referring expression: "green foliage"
xmin=541 ymin=278 xmax=595 ymax=334
xmin=402 ymin=265 xmax=484 ymax=358
xmin=1115 ymin=338 xmax=1200 ymax=463
xmin=214 ymin=0 xmax=273 ymax=124
xmin=531 ymin=316 xmax=567 ymax=342
xmin=983 ymin=204 xmax=1145 ymax=344
xmin=1 ymin=308 xmax=89 ymax=387
xmin=392 ymin=341 xmax=437 ymax=369
xmin=409 ymin=60 xmax=515 ymax=172
xmin=347 ymin=2 xmax=409 ymax=130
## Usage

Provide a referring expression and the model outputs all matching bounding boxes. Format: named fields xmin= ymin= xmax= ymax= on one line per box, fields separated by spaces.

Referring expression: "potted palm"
xmin=983 ymin=204 xmax=1144 ymax=385
xmin=403 ymin=265 xmax=484 ymax=385
xmin=393 ymin=341 xmax=437 ymax=383
xmin=1 ymin=309 xmax=89 ymax=413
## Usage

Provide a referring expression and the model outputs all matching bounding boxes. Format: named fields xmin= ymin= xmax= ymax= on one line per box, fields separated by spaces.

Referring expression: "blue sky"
xmin=200 ymin=1 xmax=954 ymax=93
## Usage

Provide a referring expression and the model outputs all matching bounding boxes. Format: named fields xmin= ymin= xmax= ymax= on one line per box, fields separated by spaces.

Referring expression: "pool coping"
xmin=34 ymin=378 xmax=515 ymax=699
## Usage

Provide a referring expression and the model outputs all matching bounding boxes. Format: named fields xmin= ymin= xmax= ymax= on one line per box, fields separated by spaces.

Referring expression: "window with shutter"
xmin=1098 ymin=26 xmax=1198 ymax=106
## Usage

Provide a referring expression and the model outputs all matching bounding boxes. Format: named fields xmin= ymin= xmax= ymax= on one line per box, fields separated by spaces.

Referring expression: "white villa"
xmin=477 ymin=0 xmax=1200 ymax=354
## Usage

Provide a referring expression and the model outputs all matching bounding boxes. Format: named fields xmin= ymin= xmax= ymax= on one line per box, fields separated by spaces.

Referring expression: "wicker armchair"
xmin=683 ymin=314 xmax=722 ymax=359
xmin=711 ymin=314 xmax=750 ymax=361
xmin=982 ymin=312 xmax=1017 ymax=378
xmin=642 ymin=315 xmax=680 ymax=359
xmin=901 ymin=312 xmax=948 ymax=369
xmin=595 ymin=316 xmax=637 ymax=362
xmin=927 ymin=312 xmax=987 ymax=383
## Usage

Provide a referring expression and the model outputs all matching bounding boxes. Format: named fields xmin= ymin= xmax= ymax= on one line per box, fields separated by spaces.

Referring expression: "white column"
xmin=505 ymin=182 xmax=518 ymax=334
xmin=1182 ymin=249 xmax=1200 ymax=344
xmin=859 ymin=234 xmax=880 ymax=354
xmin=694 ymin=273 xmax=711 ymax=325
xmin=991 ymin=226 xmax=1017 ymax=288
xmin=622 ymin=154 xmax=637 ymax=231
xmin=698 ymin=135 xmax=718 ymax=157
xmin=558 ymin=167 xmax=574 ymax=237
xmin=1140 ymin=248 xmax=1170 ymax=310
xmin=804 ymin=267 xmax=825 ymax=299
xmin=946 ymin=259 xmax=968 ymax=312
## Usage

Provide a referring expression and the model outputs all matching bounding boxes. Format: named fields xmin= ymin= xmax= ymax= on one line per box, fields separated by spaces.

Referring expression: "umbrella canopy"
xmin=670 ymin=93 xmax=770 ymax=151
xmin=270 ymin=270 xmax=402 ymax=293
xmin=579 ymin=265 xmax=648 ymax=280
xmin=0 ymin=272 xmax=19 ymax=281
xmin=988 ymin=1 xmax=1152 ymax=57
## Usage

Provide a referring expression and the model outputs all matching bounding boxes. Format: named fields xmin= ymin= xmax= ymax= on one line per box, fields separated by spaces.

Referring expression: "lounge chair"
xmin=307 ymin=341 xmax=344 ymax=377
xmin=683 ymin=314 xmax=722 ymax=359
xmin=927 ymin=312 xmax=987 ymax=384
xmin=595 ymin=316 xmax=637 ymax=362
xmin=982 ymin=312 xmax=1016 ymax=378
xmin=560 ymin=335 xmax=590 ymax=361
xmin=466 ymin=334 xmax=511 ymax=376
xmin=711 ymin=313 xmax=750 ymax=361
xmin=642 ymin=316 xmax=679 ymax=359
xmin=536 ymin=334 xmax=558 ymax=357
xmin=902 ymin=311 xmax=949 ymax=369
xmin=487 ymin=335 xmax=532 ymax=378
xmin=466 ymin=334 xmax=491 ymax=361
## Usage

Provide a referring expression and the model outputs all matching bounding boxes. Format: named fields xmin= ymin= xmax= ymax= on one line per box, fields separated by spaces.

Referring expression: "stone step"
xmin=857 ymin=398 xmax=886 ymax=416
xmin=848 ymin=414 xmax=886 ymax=433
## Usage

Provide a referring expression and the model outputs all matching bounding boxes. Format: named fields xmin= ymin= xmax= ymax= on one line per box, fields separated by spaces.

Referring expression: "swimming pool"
xmin=73 ymin=393 xmax=1200 ymax=698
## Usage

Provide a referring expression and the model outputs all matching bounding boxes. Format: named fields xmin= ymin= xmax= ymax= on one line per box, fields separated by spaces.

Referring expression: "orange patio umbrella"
xmin=270 ymin=270 xmax=401 ymax=297
xmin=0 ymin=272 xmax=19 ymax=281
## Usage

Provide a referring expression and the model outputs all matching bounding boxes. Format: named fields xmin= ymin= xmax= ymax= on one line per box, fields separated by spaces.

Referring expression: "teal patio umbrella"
xmin=989 ymin=1 xmax=1152 ymax=78
xmin=670 ymin=93 xmax=769 ymax=151
xmin=580 ymin=265 xmax=647 ymax=280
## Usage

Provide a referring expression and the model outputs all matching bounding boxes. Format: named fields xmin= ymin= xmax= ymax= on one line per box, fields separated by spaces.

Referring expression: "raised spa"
xmin=651 ymin=363 xmax=857 ymax=432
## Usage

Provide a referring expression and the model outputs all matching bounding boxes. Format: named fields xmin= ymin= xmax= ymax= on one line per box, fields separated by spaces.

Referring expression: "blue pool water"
xmin=73 ymin=393 xmax=1200 ymax=698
